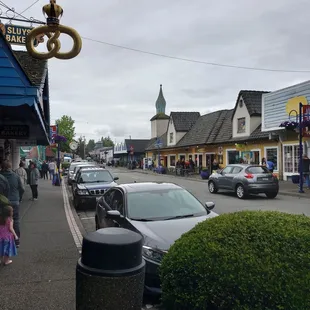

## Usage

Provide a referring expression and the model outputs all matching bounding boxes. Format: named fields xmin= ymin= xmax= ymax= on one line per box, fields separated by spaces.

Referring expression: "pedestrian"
xmin=0 ymin=173 xmax=9 ymax=198
xmin=29 ymin=163 xmax=40 ymax=201
xmin=42 ymin=161 xmax=49 ymax=180
xmin=15 ymin=162 xmax=27 ymax=202
xmin=0 ymin=205 xmax=18 ymax=265
xmin=48 ymin=160 xmax=56 ymax=180
xmin=266 ymin=160 xmax=275 ymax=173
xmin=261 ymin=157 xmax=267 ymax=166
xmin=37 ymin=160 xmax=43 ymax=178
xmin=0 ymin=160 xmax=24 ymax=248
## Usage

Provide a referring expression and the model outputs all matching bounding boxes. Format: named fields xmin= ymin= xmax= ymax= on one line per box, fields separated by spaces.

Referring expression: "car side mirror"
xmin=106 ymin=210 xmax=121 ymax=219
xmin=205 ymin=201 xmax=215 ymax=211
xmin=113 ymin=177 xmax=119 ymax=181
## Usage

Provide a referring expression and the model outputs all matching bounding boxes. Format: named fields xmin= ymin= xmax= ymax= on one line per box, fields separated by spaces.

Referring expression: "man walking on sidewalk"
xmin=48 ymin=160 xmax=56 ymax=180
xmin=0 ymin=160 xmax=24 ymax=248
xmin=0 ymin=173 xmax=9 ymax=198
xmin=29 ymin=163 xmax=40 ymax=200
xmin=15 ymin=162 xmax=27 ymax=202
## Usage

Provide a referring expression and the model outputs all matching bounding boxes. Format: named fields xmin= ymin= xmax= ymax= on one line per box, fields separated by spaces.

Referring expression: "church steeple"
xmin=155 ymin=84 xmax=166 ymax=114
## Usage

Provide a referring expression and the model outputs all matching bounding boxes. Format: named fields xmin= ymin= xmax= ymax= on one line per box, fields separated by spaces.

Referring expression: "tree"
xmin=55 ymin=115 xmax=75 ymax=153
xmin=86 ymin=139 xmax=96 ymax=153
xmin=101 ymin=136 xmax=114 ymax=147
xmin=76 ymin=136 xmax=86 ymax=159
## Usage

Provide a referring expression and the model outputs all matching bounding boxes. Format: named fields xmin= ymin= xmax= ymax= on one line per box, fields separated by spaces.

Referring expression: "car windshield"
xmin=247 ymin=166 xmax=270 ymax=174
xmin=79 ymin=170 xmax=113 ymax=183
xmin=127 ymin=188 xmax=207 ymax=221
xmin=74 ymin=165 xmax=94 ymax=173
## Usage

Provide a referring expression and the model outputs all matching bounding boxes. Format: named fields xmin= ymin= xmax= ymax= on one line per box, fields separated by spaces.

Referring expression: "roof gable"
xmin=232 ymin=90 xmax=270 ymax=118
xmin=125 ymin=139 xmax=150 ymax=153
xmin=176 ymin=110 xmax=232 ymax=147
xmin=170 ymin=112 xmax=200 ymax=132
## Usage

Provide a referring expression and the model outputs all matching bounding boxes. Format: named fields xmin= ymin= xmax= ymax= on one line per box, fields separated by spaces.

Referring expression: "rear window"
xmin=246 ymin=166 xmax=269 ymax=174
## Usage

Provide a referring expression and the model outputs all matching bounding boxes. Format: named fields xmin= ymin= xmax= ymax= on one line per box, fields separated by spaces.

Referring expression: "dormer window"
xmin=169 ymin=132 xmax=174 ymax=143
xmin=237 ymin=117 xmax=246 ymax=133
xmin=239 ymin=99 xmax=243 ymax=108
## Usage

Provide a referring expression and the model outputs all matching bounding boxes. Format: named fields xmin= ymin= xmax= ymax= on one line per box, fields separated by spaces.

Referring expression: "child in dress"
xmin=0 ymin=205 xmax=18 ymax=265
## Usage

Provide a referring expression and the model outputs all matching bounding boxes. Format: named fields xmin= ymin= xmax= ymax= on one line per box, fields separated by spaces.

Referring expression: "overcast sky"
xmin=5 ymin=0 xmax=310 ymax=143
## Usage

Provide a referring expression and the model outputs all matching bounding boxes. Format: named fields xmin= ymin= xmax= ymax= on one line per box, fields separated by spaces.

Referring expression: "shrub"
xmin=62 ymin=162 xmax=70 ymax=169
xmin=160 ymin=211 xmax=310 ymax=310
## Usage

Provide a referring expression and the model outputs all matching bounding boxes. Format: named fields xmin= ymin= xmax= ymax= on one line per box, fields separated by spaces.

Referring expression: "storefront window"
xmin=284 ymin=145 xmax=300 ymax=173
xmin=179 ymin=154 xmax=185 ymax=161
xmin=169 ymin=155 xmax=176 ymax=166
xmin=227 ymin=151 xmax=240 ymax=164
xmin=265 ymin=147 xmax=278 ymax=171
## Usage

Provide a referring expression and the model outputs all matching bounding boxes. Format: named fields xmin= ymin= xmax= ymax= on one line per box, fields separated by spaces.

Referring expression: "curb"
xmin=116 ymin=168 xmax=310 ymax=200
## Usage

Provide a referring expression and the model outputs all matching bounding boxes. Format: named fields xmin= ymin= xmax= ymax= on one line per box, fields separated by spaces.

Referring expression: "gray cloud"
xmin=8 ymin=0 xmax=310 ymax=142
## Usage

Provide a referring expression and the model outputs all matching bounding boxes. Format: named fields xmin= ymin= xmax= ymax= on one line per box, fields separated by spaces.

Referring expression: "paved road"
xmin=73 ymin=168 xmax=310 ymax=234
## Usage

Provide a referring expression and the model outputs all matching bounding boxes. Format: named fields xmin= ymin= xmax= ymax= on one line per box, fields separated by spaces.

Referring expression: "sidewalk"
xmin=117 ymin=167 xmax=310 ymax=199
xmin=0 ymin=179 xmax=79 ymax=310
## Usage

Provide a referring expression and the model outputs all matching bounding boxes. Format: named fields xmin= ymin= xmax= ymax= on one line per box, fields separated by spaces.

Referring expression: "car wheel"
xmin=208 ymin=181 xmax=218 ymax=194
xmin=265 ymin=192 xmax=278 ymax=199
xmin=236 ymin=184 xmax=246 ymax=199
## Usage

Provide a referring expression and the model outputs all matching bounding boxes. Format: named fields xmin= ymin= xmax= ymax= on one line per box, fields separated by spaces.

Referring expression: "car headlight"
xmin=77 ymin=189 xmax=89 ymax=195
xmin=142 ymin=246 xmax=166 ymax=264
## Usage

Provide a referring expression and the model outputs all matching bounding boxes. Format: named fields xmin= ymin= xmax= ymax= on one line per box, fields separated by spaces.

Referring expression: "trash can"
xmin=76 ymin=228 xmax=145 ymax=310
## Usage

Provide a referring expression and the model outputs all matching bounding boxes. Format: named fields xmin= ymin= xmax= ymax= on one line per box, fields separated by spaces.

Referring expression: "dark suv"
xmin=72 ymin=167 xmax=119 ymax=209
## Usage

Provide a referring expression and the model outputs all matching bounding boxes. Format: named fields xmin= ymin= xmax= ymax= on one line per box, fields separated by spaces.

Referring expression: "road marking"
xmin=62 ymin=181 xmax=83 ymax=252
xmin=80 ymin=217 xmax=95 ymax=220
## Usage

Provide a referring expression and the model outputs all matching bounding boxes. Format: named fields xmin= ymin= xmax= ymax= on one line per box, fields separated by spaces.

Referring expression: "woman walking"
xmin=29 ymin=163 xmax=40 ymax=201
xmin=15 ymin=162 xmax=27 ymax=202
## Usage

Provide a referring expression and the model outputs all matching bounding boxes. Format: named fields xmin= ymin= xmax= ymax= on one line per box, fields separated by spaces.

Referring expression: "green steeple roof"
xmin=155 ymin=84 xmax=166 ymax=114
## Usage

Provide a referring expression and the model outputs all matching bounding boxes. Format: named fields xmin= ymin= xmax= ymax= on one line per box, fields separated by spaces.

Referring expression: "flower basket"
xmin=279 ymin=121 xmax=298 ymax=131
xmin=200 ymin=169 xmax=210 ymax=180
xmin=52 ymin=134 xmax=67 ymax=143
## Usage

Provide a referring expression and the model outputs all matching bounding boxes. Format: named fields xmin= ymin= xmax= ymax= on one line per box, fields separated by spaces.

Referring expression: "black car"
xmin=72 ymin=167 xmax=119 ymax=209
xmin=95 ymin=182 xmax=217 ymax=295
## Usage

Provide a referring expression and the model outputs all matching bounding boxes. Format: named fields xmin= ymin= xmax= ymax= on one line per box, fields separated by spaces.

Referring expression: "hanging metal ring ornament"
xmin=26 ymin=0 xmax=82 ymax=60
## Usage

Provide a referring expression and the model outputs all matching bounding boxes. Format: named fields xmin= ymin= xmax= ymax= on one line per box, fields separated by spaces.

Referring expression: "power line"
xmin=20 ymin=0 xmax=40 ymax=15
xmin=81 ymin=36 xmax=310 ymax=73
xmin=1 ymin=2 xmax=310 ymax=73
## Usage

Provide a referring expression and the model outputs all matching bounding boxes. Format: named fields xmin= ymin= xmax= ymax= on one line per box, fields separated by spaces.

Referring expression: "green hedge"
xmin=160 ymin=211 xmax=310 ymax=310
xmin=62 ymin=162 xmax=70 ymax=169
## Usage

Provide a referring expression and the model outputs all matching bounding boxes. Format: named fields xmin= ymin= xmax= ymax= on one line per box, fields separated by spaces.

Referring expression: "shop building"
xmin=0 ymin=33 xmax=50 ymax=169
xmin=146 ymin=89 xmax=278 ymax=174
xmin=114 ymin=139 xmax=149 ymax=166
xmin=262 ymin=80 xmax=310 ymax=180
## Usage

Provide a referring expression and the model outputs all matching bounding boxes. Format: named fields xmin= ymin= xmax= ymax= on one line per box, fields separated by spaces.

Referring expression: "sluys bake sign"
xmin=0 ymin=23 xmax=44 ymax=46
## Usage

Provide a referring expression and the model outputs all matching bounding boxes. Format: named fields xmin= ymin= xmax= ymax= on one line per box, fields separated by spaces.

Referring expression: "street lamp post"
xmin=298 ymin=102 xmax=304 ymax=193
xmin=83 ymin=136 xmax=86 ymax=159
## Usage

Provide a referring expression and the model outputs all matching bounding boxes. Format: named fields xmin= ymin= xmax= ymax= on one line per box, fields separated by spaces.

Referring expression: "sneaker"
xmin=34 ymin=198 xmax=38 ymax=200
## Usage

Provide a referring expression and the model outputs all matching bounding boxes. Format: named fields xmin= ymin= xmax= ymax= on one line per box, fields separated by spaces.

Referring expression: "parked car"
xmin=72 ymin=167 xmax=119 ymax=209
xmin=95 ymin=182 xmax=217 ymax=295
xmin=208 ymin=164 xmax=279 ymax=199
xmin=67 ymin=162 xmax=96 ymax=185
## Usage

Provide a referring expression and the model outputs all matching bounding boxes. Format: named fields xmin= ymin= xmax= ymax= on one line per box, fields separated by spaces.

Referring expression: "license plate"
xmin=262 ymin=178 xmax=269 ymax=181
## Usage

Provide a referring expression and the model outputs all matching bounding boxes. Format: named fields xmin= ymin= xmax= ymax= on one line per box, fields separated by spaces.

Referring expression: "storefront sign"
xmin=0 ymin=125 xmax=29 ymax=139
xmin=0 ymin=23 xmax=43 ymax=46
xmin=303 ymin=105 xmax=310 ymax=137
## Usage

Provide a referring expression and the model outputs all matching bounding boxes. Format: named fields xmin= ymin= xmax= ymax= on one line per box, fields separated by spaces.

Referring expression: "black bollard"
xmin=76 ymin=228 xmax=145 ymax=310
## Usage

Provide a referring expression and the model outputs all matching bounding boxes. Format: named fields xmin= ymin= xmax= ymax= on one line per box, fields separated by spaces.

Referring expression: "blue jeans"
xmin=49 ymin=169 xmax=55 ymax=180
xmin=10 ymin=201 xmax=20 ymax=239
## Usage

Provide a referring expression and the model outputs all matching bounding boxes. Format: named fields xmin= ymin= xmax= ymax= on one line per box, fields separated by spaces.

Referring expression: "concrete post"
xmin=76 ymin=228 xmax=145 ymax=310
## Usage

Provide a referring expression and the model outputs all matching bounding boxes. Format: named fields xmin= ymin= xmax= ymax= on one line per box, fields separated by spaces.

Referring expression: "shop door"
xmin=199 ymin=154 xmax=203 ymax=167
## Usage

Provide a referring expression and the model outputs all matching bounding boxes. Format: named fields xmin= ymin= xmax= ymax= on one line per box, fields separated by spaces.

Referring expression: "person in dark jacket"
xmin=0 ymin=173 xmax=9 ymax=198
xmin=1 ymin=160 xmax=24 ymax=247
xmin=41 ymin=161 xmax=49 ymax=180
xmin=302 ymin=154 xmax=310 ymax=189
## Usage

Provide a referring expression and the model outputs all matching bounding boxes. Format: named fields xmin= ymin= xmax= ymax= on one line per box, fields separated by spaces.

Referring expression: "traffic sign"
xmin=155 ymin=139 xmax=163 ymax=148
